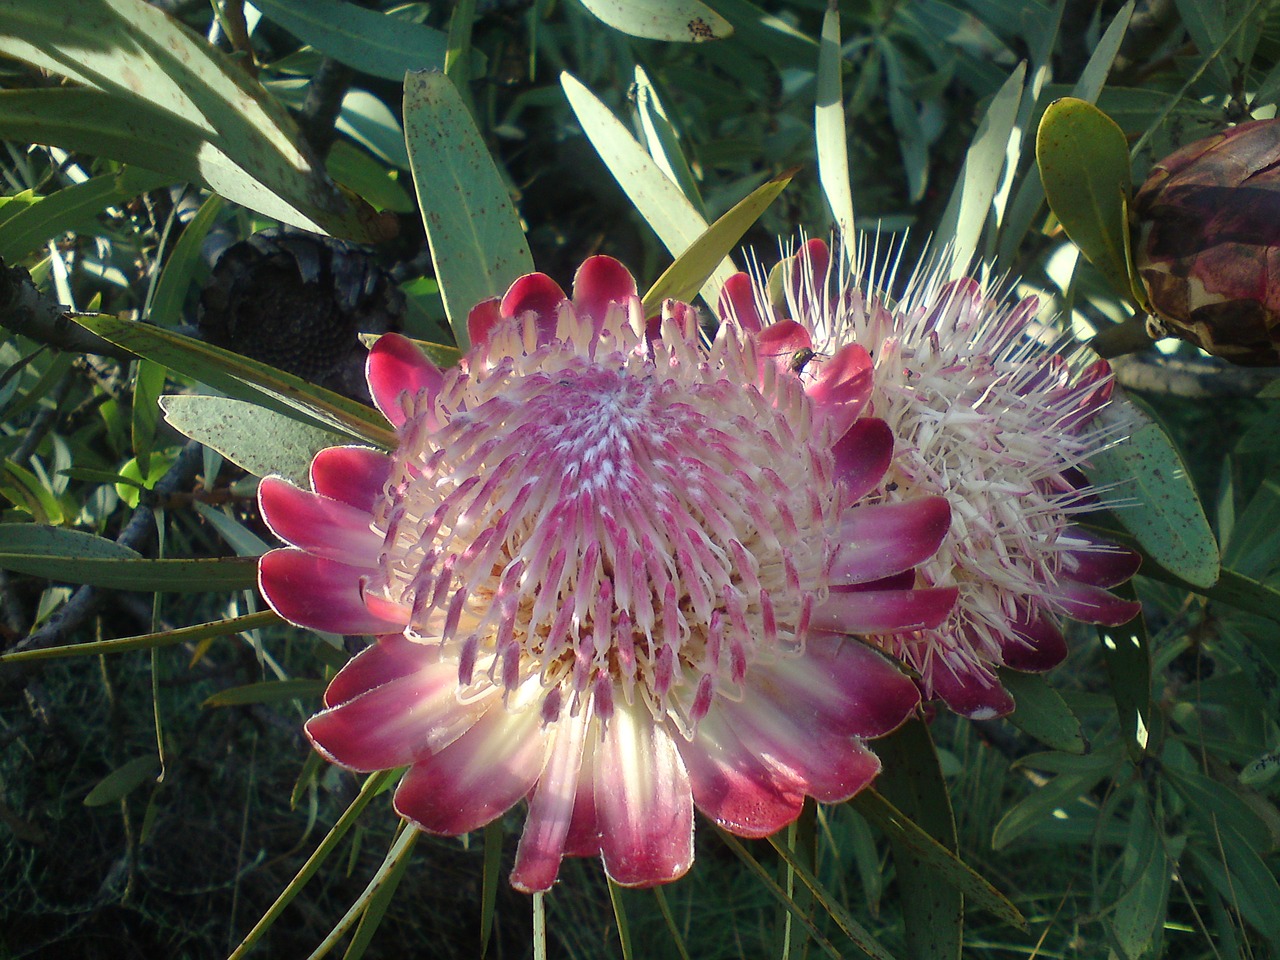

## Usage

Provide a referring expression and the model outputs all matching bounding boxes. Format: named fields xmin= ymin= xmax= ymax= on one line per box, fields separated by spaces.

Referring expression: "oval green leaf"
xmin=576 ymin=0 xmax=732 ymax=41
xmin=404 ymin=70 xmax=533 ymax=350
xmin=160 ymin=394 xmax=349 ymax=484
xmin=203 ymin=678 xmax=326 ymax=707
xmin=84 ymin=755 xmax=159 ymax=806
xmin=1036 ymin=97 xmax=1137 ymax=303
xmin=1085 ymin=402 xmax=1219 ymax=588
xmin=1000 ymin=668 xmax=1087 ymax=754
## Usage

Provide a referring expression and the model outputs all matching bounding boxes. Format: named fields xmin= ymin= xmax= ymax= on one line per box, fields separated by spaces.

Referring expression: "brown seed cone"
xmin=1132 ymin=118 xmax=1280 ymax=366
xmin=198 ymin=228 xmax=405 ymax=400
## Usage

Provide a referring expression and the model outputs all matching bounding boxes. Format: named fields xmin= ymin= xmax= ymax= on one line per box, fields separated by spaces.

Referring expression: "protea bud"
xmin=1132 ymin=118 xmax=1280 ymax=367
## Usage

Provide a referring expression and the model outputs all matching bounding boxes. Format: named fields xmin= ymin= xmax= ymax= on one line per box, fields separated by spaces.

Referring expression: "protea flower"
xmin=719 ymin=239 xmax=1141 ymax=719
xmin=1132 ymin=118 xmax=1280 ymax=366
xmin=257 ymin=256 xmax=958 ymax=891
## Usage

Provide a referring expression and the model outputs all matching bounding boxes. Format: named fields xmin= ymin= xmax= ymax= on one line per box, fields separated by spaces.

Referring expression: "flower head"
xmin=719 ymin=239 xmax=1141 ymax=719
xmin=258 ymin=256 xmax=956 ymax=891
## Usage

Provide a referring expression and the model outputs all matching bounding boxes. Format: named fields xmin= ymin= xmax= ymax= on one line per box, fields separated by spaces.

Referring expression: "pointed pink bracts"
xmin=260 ymin=256 xmax=954 ymax=892
xmin=719 ymin=239 xmax=1141 ymax=720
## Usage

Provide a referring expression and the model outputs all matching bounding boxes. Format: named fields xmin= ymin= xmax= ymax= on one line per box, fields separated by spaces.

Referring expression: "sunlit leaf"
xmin=253 ymin=0 xmax=448 ymax=81
xmin=73 ymin=314 xmax=394 ymax=447
xmin=561 ymin=71 xmax=737 ymax=311
xmin=403 ymin=70 xmax=533 ymax=350
xmin=0 ymin=523 xmax=142 ymax=561
xmin=1036 ymin=97 xmax=1138 ymax=303
xmin=815 ymin=4 xmax=854 ymax=245
xmin=160 ymin=395 xmax=349 ymax=485
xmin=576 ymin=0 xmax=732 ymax=41
xmin=632 ymin=65 xmax=704 ymax=216
xmin=641 ymin=169 xmax=794 ymax=313
xmin=0 ymin=0 xmax=380 ymax=239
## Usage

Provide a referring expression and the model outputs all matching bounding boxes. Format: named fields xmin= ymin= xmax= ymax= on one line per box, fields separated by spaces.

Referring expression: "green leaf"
xmin=72 ymin=313 xmax=394 ymax=448
xmin=132 ymin=358 xmax=168 ymax=477
xmin=1111 ymin=803 xmax=1171 ymax=960
xmin=936 ymin=61 xmax=1026 ymax=274
xmin=561 ymin=71 xmax=737 ymax=311
xmin=253 ymin=0 xmax=447 ymax=81
xmin=83 ymin=755 xmax=159 ymax=806
xmin=0 ymin=553 xmax=258 ymax=592
xmin=403 ymin=70 xmax=533 ymax=350
xmin=342 ymin=826 xmax=421 ymax=960
xmin=0 ymin=0 xmax=380 ymax=240
xmin=641 ymin=169 xmax=794 ymax=313
xmin=203 ymin=679 xmax=326 ymax=707
xmin=0 ymin=459 xmax=65 ymax=524
xmin=160 ymin=395 xmax=349 ymax=485
xmin=1000 ymin=669 xmax=1086 ymax=754
xmin=0 ymin=610 xmax=281 ymax=664
xmin=1098 ymin=586 xmax=1153 ymax=759
xmin=147 ymin=193 xmax=225 ymax=328
xmin=575 ymin=0 xmax=732 ymax=41
xmin=868 ymin=719 xmax=960 ymax=958
xmin=632 ymin=65 xmax=705 ymax=217
xmin=0 ymin=166 xmax=172 ymax=262
xmin=1086 ymin=402 xmax=1219 ymax=588
xmin=1036 ymin=97 xmax=1137 ymax=304
xmin=0 ymin=523 xmax=142 ymax=561
xmin=327 ymin=140 xmax=414 ymax=214
xmin=815 ymin=4 xmax=854 ymax=244
xmin=992 ymin=764 xmax=1113 ymax=850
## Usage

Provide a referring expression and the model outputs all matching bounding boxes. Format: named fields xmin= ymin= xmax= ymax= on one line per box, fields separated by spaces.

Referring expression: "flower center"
xmin=371 ymin=317 xmax=840 ymax=734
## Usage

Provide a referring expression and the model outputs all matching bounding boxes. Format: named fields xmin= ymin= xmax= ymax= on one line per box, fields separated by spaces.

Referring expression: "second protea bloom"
xmin=257 ymin=256 xmax=957 ymax=891
xmin=719 ymin=239 xmax=1141 ymax=719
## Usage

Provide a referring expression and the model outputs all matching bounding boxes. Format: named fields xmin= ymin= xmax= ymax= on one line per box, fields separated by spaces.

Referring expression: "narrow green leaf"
xmin=937 ymin=61 xmax=1026 ymax=274
xmin=576 ymin=0 xmax=732 ymax=41
xmin=0 ymin=460 xmax=65 ymax=524
xmin=1187 ymin=831 xmax=1280 ymax=940
xmin=561 ymin=71 xmax=737 ymax=311
xmin=83 ymin=755 xmax=158 ymax=806
xmin=641 ymin=169 xmax=794 ymax=313
xmin=480 ymin=820 xmax=504 ymax=957
xmin=0 ymin=553 xmax=258 ymax=591
xmin=815 ymin=4 xmax=854 ymax=245
xmin=633 ymin=65 xmax=704 ymax=216
xmin=607 ymin=880 xmax=635 ymax=960
xmin=1098 ymin=585 xmax=1153 ymax=759
xmin=326 ymin=140 xmax=414 ymax=214
xmin=0 ymin=166 xmax=172 ymax=262
xmin=1000 ymin=669 xmax=1086 ymax=754
xmin=160 ymin=395 xmax=349 ymax=484
xmin=0 ymin=0 xmax=379 ymax=239
xmin=403 ymin=70 xmax=533 ymax=350
xmin=1086 ymin=402 xmax=1219 ymax=588
xmin=229 ymin=770 xmax=399 ymax=960
xmin=992 ymin=765 xmax=1112 ymax=850
xmin=0 ymin=523 xmax=142 ymax=561
xmin=1036 ymin=97 xmax=1137 ymax=302
xmin=1112 ymin=803 xmax=1171 ymax=960
xmin=147 ymin=193 xmax=225 ymax=328
xmin=341 ymin=826 xmax=421 ymax=960
xmin=132 ymin=358 xmax=168 ymax=476
xmin=73 ymin=314 xmax=394 ymax=448
xmin=0 ymin=610 xmax=281 ymax=664
xmin=253 ymin=0 xmax=447 ymax=81
xmin=203 ymin=679 xmax=326 ymax=708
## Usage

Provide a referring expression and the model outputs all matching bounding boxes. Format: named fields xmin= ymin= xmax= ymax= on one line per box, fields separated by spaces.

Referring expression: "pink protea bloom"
xmin=719 ymin=239 xmax=1141 ymax=720
xmin=257 ymin=256 xmax=958 ymax=891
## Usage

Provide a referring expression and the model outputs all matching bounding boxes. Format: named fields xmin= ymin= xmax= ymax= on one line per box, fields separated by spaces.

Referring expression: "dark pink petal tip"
xmin=719 ymin=272 xmax=765 ymax=333
xmin=928 ymin=664 xmax=1016 ymax=720
xmin=310 ymin=446 xmax=393 ymax=514
xmin=573 ymin=255 xmax=638 ymax=324
xmin=999 ymin=612 xmax=1068 ymax=673
xmin=367 ymin=333 xmax=443 ymax=429
xmin=832 ymin=418 xmax=894 ymax=501
xmin=467 ymin=297 xmax=503 ymax=349
xmin=812 ymin=585 xmax=959 ymax=635
xmin=258 ymin=548 xmax=405 ymax=636
xmin=831 ymin=496 xmax=951 ymax=585
xmin=501 ymin=272 xmax=567 ymax=329
xmin=258 ymin=476 xmax=382 ymax=563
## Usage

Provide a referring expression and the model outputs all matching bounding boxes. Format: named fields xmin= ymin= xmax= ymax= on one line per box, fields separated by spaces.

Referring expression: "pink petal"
xmin=258 ymin=549 xmax=406 ymax=635
xmin=999 ymin=611 xmax=1068 ymax=672
xmin=716 ymin=694 xmax=882 ymax=804
xmin=830 ymin=497 xmax=951 ymax=584
xmin=1062 ymin=538 xmax=1141 ymax=589
xmin=310 ymin=446 xmax=393 ymax=513
xmin=787 ymin=238 xmax=830 ymax=311
xmin=394 ymin=704 xmax=549 ymax=835
xmin=501 ymin=272 xmax=566 ymax=333
xmin=1045 ymin=580 xmax=1141 ymax=625
xmin=928 ymin=663 xmax=1015 ymax=720
xmin=467 ymin=297 xmax=503 ymax=350
xmin=812 ymin=586 xmax=958 ymax=634
xmin=564 ymin=732 xmax=602 ymax=858
xmin=764 ymin=634 xmax=921 ymax=738
xmin=572 ymin=255 xmax=637 ymax=325
xmin=259 ymin=476 xmax=382 ymax=563
xmin=511 ymin=710 xmax=593 ymax=892
xmin=322 ymin=633 xmax=430 ymax=707
xmin=679 ymin=709 xmax=805 ymax=838
xmin=594 ymin=704 xmax=693 ymax=887
xmin=718 ymin=272 xmax=765 ymax=333
xmin=831 ymin=418 xmax=893 ymax=501
xmin=306 ymin=648 xmax=487 ymax=770
xmin=367 ymin=333 xmax=443 ymax=429
xmin=756 ymin=319 xmax=812 ymax=366
xmin=806 ymin=342 xmax=873 ymax=436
